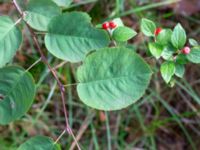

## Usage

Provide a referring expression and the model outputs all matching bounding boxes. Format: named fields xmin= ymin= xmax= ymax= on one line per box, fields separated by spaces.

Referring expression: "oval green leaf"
xmin=0 ymin=16 xmax=22 ymax=67
xmin=148 ymin=42 xmax=163 ymax=59
xmin=160 ymin=61 xmax=175 ymax=83
xmin=45 ymin=12 xmax=110 ymax=62
xmin=17 ymin=136 xmax=60 ymax=150
xmin=171 ymin=23 xmax=186 ymax=49
xmin=186 ymin=47 xmax=200 ymax=63
xmin=113 ymin=26 xmax=137 ymax=42
xmin=156 ymin=29 xmax=172 ymax=45
xmin=24 ymin=0 xmax=61 ymax=31
xmin=175 ymin=63 xmax=185 ymax=78
xmin=189 ymin=38 xmax=198 ymax=47
xmin=0 ymin=66 xmax=35 ymax=125
xmin=141 ymin=18 xmax=156 ymax=37
xmin=77 ymin=47 xmax=152 ymax=110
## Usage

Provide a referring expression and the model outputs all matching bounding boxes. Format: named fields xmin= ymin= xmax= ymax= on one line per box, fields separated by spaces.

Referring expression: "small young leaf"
xmin=0 ymin=16 xmax=22 ymax=67
xmin=175 ymin=63 xmax=185 ymax=78
xmin=169 ymin=78 xmax=176 ymax=87
xmin=141 ymin=18 xmax=156 ymax=37
xmin=17 ymin=136 xmax=60 ymax=150
xmin=171 ymin=23 xmax=186 ymax=49
xmin=186 ymin=47 xmax=200 ymax=63
xmin=45 ymin=12 xmax=110 ymax=62
xmin=161 ymin=44 xmax=176 ymax=60
xmin=156 ymin=29 xmax=172 ymax=45
xmin=161 ymin=61 xmax=175 ymax=83
xmin=148 ymin=42 xmax=163 ymax=59
xmin=113 ymin=26 xmax=137 ymax=42
xmin=24 ymin=0 xmax=61 ymax=31
xmin=77 ymin=47 xmax=152 ymax=110
xmin=189 ymin=38 xmax=198 ymax=46
xmin=0 ymin=66 xmax=35 ymax=125
xmin=52 ymin=0 xmax=72 ymax=7
xmin=112 ymin=18 xmax=124 ymax=27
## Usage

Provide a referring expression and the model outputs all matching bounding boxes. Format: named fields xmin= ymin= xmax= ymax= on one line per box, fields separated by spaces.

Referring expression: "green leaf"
xmin=186 ymin=47 xmax=200 ymax=63
xmin=175 ymin=63 xmax=185 ymax=78
xmin=161 ymin=61 xmax=175 ymax=83
xmin=112 ymin=18 xmax=124 ymax=27
xmin=52 ymin=0 xmax=72 ymax=7
xmin=148 ymin=42 xmax=163 ymax=59
xmin=24 ymin=0 xmax=61 ymax=31
xmin=156 ymin=29 xmax=172 ymax=45
xmin=112 ymin=26 xmax=137 ymax=42
xmin=141 ymin=18 xmax=156 ymax=37
xmin=0 ymin=66 xmax=35 ymax=125
xmin=161 ymin=45 xmax=176 ymax=60
xmin=176 ymin=54 xmax=188 ymax=64
xmin=45 ymin=12 xmax=110 ymax=62
xmin=17 ymin=136 xmax=60 ymax=150
xmin=189 ymin=38 xmax=198 ymax=46
xmin=0 ymin=16 xmax=22 ymax=67
xmin=77 ymin=47 xmax=152 ymax=110
xmin=171 ymin=23 xmax=186 ymax=49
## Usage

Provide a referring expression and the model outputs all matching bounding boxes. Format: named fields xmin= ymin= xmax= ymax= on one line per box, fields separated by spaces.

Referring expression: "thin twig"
xmin=12 ymin=0 xmax=81 ymax=149
xmin=26 ymin=57 xmax=41 ymax=71
xmin=14 ymin=17 xmax=22 ymax=25
xmin=54 ymin=129 xmax=66 ymax=144
xmin=64 ymin=83 xmax=78 ymax=87
xmin=70 ymin=112 xmax=95 ymax=150
xmin=52 ymin=61 xmax=68 ymax=70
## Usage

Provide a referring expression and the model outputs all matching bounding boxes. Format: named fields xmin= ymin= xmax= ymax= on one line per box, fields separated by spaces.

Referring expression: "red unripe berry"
xmin=154 ymin=27 xmax=162 ymax=36
xmin=102 ymin=22 xmax=110 ymax=30
xmin=182 ymin=46 xmax=191 ymax=54
xmin=109 ymin=21 xmax=117 ymax=29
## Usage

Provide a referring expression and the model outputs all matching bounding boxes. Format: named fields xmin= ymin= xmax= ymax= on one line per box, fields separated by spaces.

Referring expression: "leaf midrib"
xmin=47 ymin=33 xmax=105 ymax=42
xmin=79 ymin=73 xmax=151 ymax=84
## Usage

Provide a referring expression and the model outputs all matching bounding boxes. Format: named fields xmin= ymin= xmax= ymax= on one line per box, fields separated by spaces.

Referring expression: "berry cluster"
xmin=102 ymin=21 xmax=117 ymax=30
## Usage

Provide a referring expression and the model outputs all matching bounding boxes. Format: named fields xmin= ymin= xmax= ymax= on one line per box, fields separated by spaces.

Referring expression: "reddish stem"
xmin=12 ymin=0 xmax=81 ymax=149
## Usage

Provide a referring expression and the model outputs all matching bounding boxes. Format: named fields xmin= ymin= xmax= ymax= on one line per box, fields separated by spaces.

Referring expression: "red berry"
xmin=109 ymin=21 xmax=117 ymax=29
xmin=102 ymin=22 xmax=110 ymax=30
xmin=182 ymin=46 xmax=191 ymax=54
xmin=154 ymin=27 xmax=162 ymax=36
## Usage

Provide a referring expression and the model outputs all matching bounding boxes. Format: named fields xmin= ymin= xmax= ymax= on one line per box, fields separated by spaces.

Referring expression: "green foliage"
xmin=160 ymin=61 xmax=175 ymax=83
xmin=112 ymin=18 xmax=124 ymax=27
xmin=77 ymin=47 xmax=152 ymax=110
xmin=171 ymin=23 xmax=186 ymax=49
xmin=0 ymin=0 xmax=200 ymax=147
xmin=17 ymin=136 xmax=60 ymax=150
xmin=161 ymin=45 xmax=175 ymax=60
xmin=186 ymin=47 xmax=200 ymax=63
xmin=189 ymin=38 xmax=198 ymax=47
xmin=45 ymin=12 xmax=110 ymax=62
xmin=0 ymin=16 xmax=22 ymax=67
xmin=176 ymin=54 xmax=188 ymax=64
xmin=175 ymin=63 xmax=185 ymax=78
xmin=156 ymin=29 xmax=172 ymax=45
xmin=24 ymin=0 xmax=61 ymax=31
xmin=112 ymin=26 xmax=137 ymax=42
xmin=0 ymin=66 xmax=35 ymax=125
xmin=141 ymin=18 xmax=156 ymax=37
xmin=148 ymin=42 xmax=163 ymax=59
xmin=52 ymin=0 xmax=72 ymax=7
